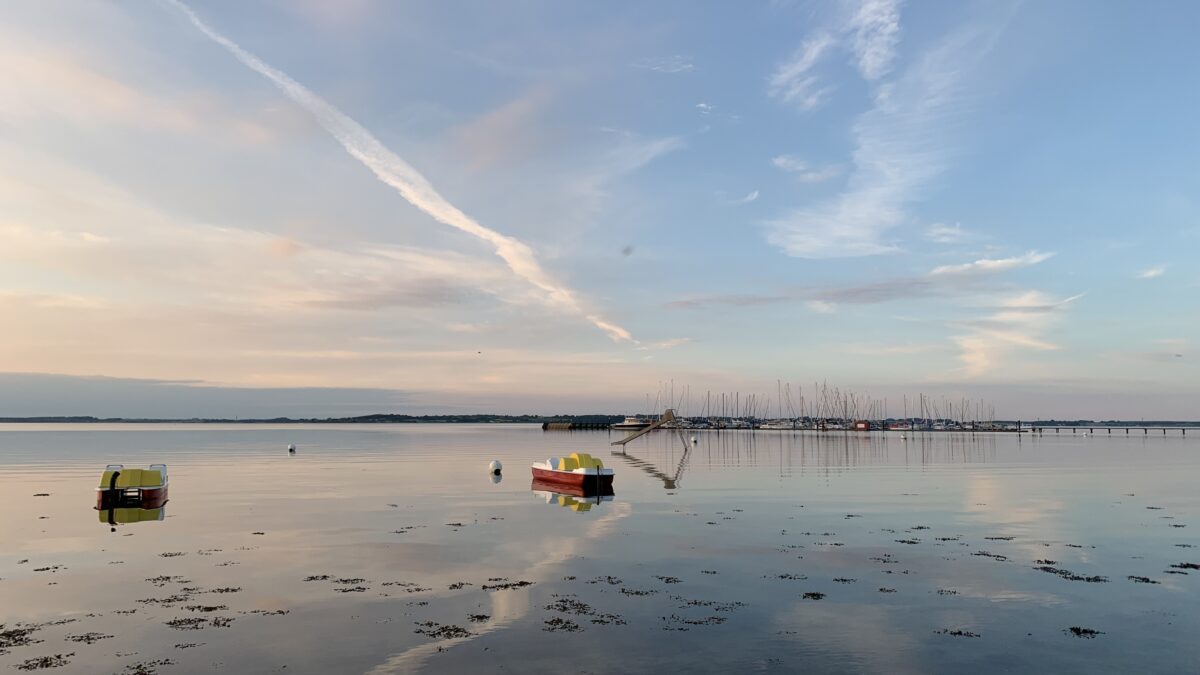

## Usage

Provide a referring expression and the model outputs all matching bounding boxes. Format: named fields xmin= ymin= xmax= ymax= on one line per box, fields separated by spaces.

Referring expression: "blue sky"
xmin=0 ymin=1 xmax=1197 ymax=417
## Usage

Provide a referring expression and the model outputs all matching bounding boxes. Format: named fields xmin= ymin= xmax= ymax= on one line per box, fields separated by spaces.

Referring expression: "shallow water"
xmin=1 ymin=424 xmax=1197 ymax=674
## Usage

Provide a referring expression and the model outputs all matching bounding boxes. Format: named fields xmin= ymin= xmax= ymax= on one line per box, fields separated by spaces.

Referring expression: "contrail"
xmin=165 ymin=0 xmax=633 ymax=343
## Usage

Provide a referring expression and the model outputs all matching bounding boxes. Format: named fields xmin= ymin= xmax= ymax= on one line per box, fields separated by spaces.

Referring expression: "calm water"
xmin=1 ymin=424 xmax=1197 ymax=674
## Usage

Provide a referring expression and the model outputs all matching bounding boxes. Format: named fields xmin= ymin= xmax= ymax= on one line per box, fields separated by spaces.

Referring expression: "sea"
xmin=0 ymin=424 xmax=1197 ymax=674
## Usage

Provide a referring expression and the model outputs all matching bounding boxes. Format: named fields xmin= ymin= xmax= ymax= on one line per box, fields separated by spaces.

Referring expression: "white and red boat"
xmin=531 ymin=452 xmax=614 ymax=492
xmin=95 ymin=464 xmax=169 ymax=511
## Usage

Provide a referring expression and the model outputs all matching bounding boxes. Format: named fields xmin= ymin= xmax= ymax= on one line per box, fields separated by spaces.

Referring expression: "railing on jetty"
xmin=1030 ymin=426 xmax=1191 ymax=435
xmin=542 ymin=421 xmax=611 ymax=431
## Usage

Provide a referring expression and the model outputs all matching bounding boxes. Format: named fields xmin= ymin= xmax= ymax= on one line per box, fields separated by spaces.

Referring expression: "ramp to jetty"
xmin=610 ymin=409 xmax=678 ymax=446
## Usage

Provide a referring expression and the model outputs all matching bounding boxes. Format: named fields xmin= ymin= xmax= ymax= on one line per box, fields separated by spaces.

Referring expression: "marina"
xmin=1 ymin=423 xmax=1196 ymax=674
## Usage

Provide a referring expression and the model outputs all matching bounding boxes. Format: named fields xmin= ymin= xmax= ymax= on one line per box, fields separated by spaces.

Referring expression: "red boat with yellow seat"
xmin=531 ymin=452 xmax=614 ymax=491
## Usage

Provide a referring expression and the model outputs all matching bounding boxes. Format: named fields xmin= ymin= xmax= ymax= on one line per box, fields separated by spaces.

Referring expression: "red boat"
xmin=531 ymin=452 xmax=614 ymax=492
xmin=95 ymin=464 xmax=169 ymax=510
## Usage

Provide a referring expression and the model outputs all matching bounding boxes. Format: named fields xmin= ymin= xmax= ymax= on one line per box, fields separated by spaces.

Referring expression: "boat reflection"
xmin=531 ymin=478 xmax=614 ymax=512
xmin=98 ymin=505 xmax=165 ymax=530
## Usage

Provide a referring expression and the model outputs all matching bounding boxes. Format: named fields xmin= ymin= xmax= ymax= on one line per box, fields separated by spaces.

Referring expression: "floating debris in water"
xmin=1034 ymin=566 xmax=1108 ymax=583
xmin=119 ymin=658 xmax=175 ymax=674
xmin=1065 ymin=626 xmax=1104 ymax=638
xmin=1169 ymin=562 xmax=1199 ymax=570
xmin=1 ymin=626 xmax=44 ymax=654
xmin=879 ymin=587 xmax=897 ymax=593
xmin=481 ymin=579 xmax=533 ymax=591
xmin=65 ymin=632 xmax=112 ymax=644
xmin=935 ymin=629 xmax=979 ymax=638
xmin=467 ymin=614 xmax=489 ymax=623
xmin=1127 ymin=576 xmax=1159 ymax=584
xmin=14 ymin=653 xmax=73 ymax=670
xmin=654 ymin=576 xmax=682 ymax=584
xmin=414 ymin=621 xmax=472 ymax=639
xmin=587 ymin=576 xmax=622 ymax=585
xmin=801 ymin=592 xmax=825 ymax=600
xmin=543 ymin=617 xmax=581 ymax=632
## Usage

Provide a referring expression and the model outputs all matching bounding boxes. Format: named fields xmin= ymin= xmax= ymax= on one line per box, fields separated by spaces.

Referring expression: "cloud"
xmin=766 ymin=17 xmax=1005 ymax=258
xmin=845 ymin=0 xmax=903 ymax=80
xmin=771 ymin=155 xmax=843 ymax=183
xmin=929 ymin=251 xmax=1053 ymax=276
xmin=635 ymin=337 xmax=691 ymax=351
xmin=450 ymin=86 xmax=555 ymax=170
xmin=168 ymin=0 xmax=634 ymax=343
xmin=1137 ymin=265 xmax=1165 ymax=279
xmin=695 ymin=102 xmax=713 ymax=115
xmin=768 ymin=33 xmax=837 ymax=111
xmin=731 ymin=190 xmax=760 ymax=204
xmin=767 ymin=0 xmax=902 ymax=112
xmin=667 ymin=249 xmax=1054 ymax=309
xmin=952 ymin=291 xmax=1083 ymax=377
xmin=633 ymin=55 xmax=694 ymax=74
xmin=925 ymin=222 xmax=968 ymax=243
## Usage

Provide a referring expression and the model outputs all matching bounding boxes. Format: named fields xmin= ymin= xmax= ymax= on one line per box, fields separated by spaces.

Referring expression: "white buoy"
xmin=690 ymin=436 xmax=697 ymax=444
xmin=488 ymin=460 xmax=502 ymax=475
xmin=288 ymin=444 xmax=296 ymax=453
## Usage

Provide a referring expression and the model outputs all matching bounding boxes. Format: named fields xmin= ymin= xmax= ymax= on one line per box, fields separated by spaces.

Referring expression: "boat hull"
xmin=95 ymin=486 xmax=169 ymax=510
xmin=531 ymin=477 xmax=615 ymax=498
xmin=531 ymin=467 xmax=614 ymax=491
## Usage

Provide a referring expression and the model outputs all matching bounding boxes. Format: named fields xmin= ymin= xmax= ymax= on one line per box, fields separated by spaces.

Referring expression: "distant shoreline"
xmin=1 ymin=415 xmax=1198 ymax=427
xmin=0 ymin=414 xmax=624 ymax=425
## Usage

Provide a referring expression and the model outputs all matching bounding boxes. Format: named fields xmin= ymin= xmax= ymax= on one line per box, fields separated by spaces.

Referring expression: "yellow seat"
xmin=569 ymin=452 xmax=603 ymax=470
xmin=559 ymin=456 xmax=579 ymax=471
xmin=99 ymin=468 xmax=164 ymax=489
xmin=114 ymin=469 xmax=144 ymax=488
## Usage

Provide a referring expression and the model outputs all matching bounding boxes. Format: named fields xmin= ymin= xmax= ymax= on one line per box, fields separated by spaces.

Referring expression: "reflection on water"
xmin=99 ymin=506 xmax=166 ymax=527
xmin=0 ymin=424 xmax=1197 ymax=675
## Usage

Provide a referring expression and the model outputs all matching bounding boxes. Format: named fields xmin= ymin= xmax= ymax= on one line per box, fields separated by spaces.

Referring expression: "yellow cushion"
xmin=560 ymin=456 xmax=579 ymax=471
xmin=141 ymin=470 xmax=163 ymax=487
xmin=569 ymin=453 xmax=603 ymax=470
xmin=114 ymin=469 xmax=143 ymax=488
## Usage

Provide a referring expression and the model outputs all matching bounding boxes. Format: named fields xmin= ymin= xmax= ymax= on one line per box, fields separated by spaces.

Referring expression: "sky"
xmin=1 ymin=0 xmax=1197 ymax=419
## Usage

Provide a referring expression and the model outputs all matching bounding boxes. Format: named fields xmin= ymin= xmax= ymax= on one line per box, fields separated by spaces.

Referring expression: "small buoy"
xmin=690 ymin=436 xmax=697 ymax=444
xmin=488 ymin=460 xmax=502 ymax=475
xmin=288 ymin=444 xmax=296 ymax=454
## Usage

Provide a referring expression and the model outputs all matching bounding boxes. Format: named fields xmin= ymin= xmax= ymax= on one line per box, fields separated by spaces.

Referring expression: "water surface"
xmin=1 ymin=424 xmax=1197 ymax=674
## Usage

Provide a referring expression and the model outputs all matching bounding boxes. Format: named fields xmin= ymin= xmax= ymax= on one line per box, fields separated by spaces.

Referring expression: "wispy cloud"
xmin=633 ymin=55 xmax=694 ymax=74
xmin=169 ymin=0 xmax=634 ymax=343
xmin=771 ymin=154 xmax=843 ymax=183
xmin=925 ymin=222 xmax=969 ymax=244
xmin=729 ymin=190 xmax=760 ymax=205
xmin=1137 ymin=265 xmax=1166 ymax=279
xmin=952 ymin=291 xmax=1083 ymax=377
xmin=929 ymin=251 xmax=1053 ymax=277
xmin=768 ymin=33 xmax=837 ymax=111
xmin=667 ymin=250 xmax=1054 ymax=309
xmin=845 ymin=0 xmax=903 ymax=80
xmin=767 ymin=14 xmax=1006 ymax=258
xmin=695 ymin=102 xmax=713 ymax=115
xmin=767 ymin=0 xmax=902 ymax=113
